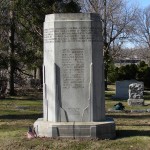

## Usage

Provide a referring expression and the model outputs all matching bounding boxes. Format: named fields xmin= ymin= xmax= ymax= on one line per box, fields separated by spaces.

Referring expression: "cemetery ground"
xmin=0 ymin=86 xmax=150 ymax=150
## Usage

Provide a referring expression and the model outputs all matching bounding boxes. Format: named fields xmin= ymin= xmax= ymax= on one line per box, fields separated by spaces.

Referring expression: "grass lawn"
xmin=0 ymin=87 xmax=150 ymax=150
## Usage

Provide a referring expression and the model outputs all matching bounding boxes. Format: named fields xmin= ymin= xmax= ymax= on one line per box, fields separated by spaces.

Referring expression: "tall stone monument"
xmin=34 ymin=13 xmax=115 ymax=139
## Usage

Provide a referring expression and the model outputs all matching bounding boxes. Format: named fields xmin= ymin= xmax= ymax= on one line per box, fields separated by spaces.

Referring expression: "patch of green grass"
xmin=0 ymin=88 xmax=150 ymax=150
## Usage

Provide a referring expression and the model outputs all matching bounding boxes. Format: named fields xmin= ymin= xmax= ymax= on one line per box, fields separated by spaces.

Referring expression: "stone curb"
xmin=106 ymin=109 xmax=150 ymax=113
xmin=107 ymin=109 xmax=150 ymax=113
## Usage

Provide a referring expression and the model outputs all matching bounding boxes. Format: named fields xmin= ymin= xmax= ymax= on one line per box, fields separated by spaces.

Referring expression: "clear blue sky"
xmin=129 ymin=0 xmax=150 ymax=8
xmin=124 ymin=0 xmax=150 ymax=48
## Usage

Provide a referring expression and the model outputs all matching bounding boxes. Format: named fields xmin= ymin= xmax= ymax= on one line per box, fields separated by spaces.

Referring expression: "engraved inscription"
xmin=44 ymin=27 xmax=101 ymax=43
xmin=67 ymin=108 xmax=80 ymax=115
xmin=62 ymin=48 xmax=84 ymax=89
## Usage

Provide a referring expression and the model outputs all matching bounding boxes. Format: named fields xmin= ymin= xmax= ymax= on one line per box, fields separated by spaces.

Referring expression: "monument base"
xmin=34 ymin=118 xmax=116 ymax=139
xmin=128 ymin=99 xmax=144 ymax=106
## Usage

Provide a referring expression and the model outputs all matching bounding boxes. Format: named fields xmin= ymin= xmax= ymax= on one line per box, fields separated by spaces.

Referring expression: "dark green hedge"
xmin=108 ymin=61 xmax=150 ymax=88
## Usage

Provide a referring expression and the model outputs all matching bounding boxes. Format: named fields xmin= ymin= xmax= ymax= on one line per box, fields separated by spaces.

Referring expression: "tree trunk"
xmin=33 ymin=68 xmax=36 ymax=79
xmin=9 ymin=59 xmax=15 ymax=95
xmin=104 ymin=43 xmax=109 ymax=91
xmin=8 ymin=1 xmax=15 ymax=96
xmin=39 ymin=66 xmax=43 ymax=87
xmin=103 ymin=0 xmax=108 ymax=90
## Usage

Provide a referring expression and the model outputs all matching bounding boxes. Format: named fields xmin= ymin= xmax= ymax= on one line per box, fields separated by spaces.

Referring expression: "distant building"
xmin=114 ymin=58 xmax=141 ymax=67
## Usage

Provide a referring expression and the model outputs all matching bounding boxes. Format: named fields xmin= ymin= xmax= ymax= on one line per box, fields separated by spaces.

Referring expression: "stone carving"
xmin=128 ymin=82 xmax=144 ymax=106
xmin=129 ymin=83 xmax=144 ymax=99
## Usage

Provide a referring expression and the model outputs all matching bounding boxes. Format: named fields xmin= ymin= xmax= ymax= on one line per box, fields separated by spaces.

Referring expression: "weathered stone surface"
xmin=34 ymin=118 xmax=116 ymax=139
xmin=128 ymin=83 xmax=144 ymax=106
xmin=129 ymin=83 xmax=144 ymax=99
xmin=128 ymin=99 xmax=144 ymax=106
xmin=34 ymin=13 xmax=115 ymax=139
xmin=43 ymin=13 xmax=104 ymax=122
xmin=147 ymin=109 xmax=150 ymax=112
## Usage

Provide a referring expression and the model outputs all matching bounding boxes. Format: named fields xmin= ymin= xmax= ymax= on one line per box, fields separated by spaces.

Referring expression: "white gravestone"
xmin=128 ymin=83 xmax=144 ymax=106
xmin=34 ymin=13 xmax=115 ymax=139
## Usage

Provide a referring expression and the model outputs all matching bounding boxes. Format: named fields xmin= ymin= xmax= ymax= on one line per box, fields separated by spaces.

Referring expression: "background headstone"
xmin=128 ymin=82 xmax=144 ymax=106
xmin=114 ymin=80 xmax=141 ymax=99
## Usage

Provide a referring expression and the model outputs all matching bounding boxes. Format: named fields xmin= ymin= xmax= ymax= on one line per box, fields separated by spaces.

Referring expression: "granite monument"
xmin=34 ymin=13 xmax=115 ymax=139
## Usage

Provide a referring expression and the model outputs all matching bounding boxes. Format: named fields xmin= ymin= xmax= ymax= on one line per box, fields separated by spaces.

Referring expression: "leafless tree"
xmin=80 ymin=0 xmax=137 ymax=56
xmin=80 ymin=0 xmax=138 ymax=88
xmin=130 ymin=5 xmax=150 ymax=64
xmin=134 ymin=6 xmax=150 ymax=48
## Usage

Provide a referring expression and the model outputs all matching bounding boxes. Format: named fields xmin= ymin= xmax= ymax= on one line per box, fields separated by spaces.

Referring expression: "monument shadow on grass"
xmin=116 ymin=130 xmax=150 ymax=138
xmin=0 ymin=113 xmax=43 ymax=120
